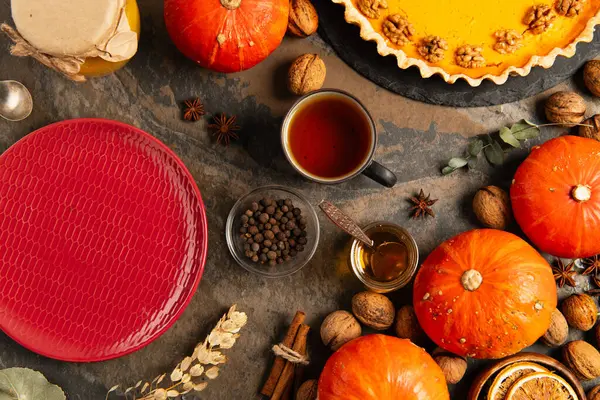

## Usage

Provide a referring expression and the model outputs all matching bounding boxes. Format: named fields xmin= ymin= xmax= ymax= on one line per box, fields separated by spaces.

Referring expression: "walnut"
xmin=472 ymin=185 xmax=511 ymax=230
xmin=556 ymin=0 xmax=586 ymax=16
xmin=455 ymin=45 xmax=485 ymax=69
xmin=357 ymin=0 xmax=388 ymax=19
xmin=562 ymin=340 xmax=600 ymax=380
xmin=584 ymin=60 xmax=600 ymax=97
xmin=320 ymin=310 xmax=362 ymax=351
xmin=541 ymin=309 xmax=569 ymax=347
xmin=352 ymin=291 xmax=395 ymax=330
xmin=545 ymin=91 xmax=586 ymax=126
xmin=493 ymin=29 xmax=523 ymax=54
xmin=288 ymin=54 xmax=326 ymax=96
xmin=296 ymin=379 xmax=318 ymax=400
xmin=433 ymin=348 xmax=468 ymax=384
xmin=382 ymin=15 xmax=415 ymax=46
xmin=561 ymin=293 xmax=598 ymax=331
xmin=524 ymin=5 xmax=556 ymax=34
xmin=288 ymin=0 xmax=319 ymax=38
xmin=579 ymin=115 xmax=600 ymax=141
xmin=589 ymin=385 xmax=600 ymax=400
xmin=394 ymin=305 xmax=425 ymax=343
xmin=418 ymin=36 xmax=448 ymax=63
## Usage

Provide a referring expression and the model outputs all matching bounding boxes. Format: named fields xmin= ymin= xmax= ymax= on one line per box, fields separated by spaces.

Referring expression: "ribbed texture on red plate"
xmin=0 ymin=119 xmax=207 ymax=361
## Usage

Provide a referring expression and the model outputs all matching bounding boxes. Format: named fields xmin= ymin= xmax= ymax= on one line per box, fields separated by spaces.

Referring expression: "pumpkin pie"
xmin=332 ymin=0 xmax=600 ymax=86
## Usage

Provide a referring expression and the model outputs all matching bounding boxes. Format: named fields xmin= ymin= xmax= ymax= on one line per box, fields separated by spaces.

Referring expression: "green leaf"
xmin=511 ymin=120 xmax=540 ymax=140
xmin=448 ymin=157 xmax=469 ymax=169
xmin=468 ymin=139 xmax=484 ymax=157
xmin=441 ymin=166 xmax=456 ymax=175
xmin=0 ymin=368 xmax=65 ymax=400
xmin=524 ymin=119 xmax=537 ymax=127
xmin=484 ymin=140 xmax=504 ymax=166
xmin=499 ymin=127 xmax=521 ymax=148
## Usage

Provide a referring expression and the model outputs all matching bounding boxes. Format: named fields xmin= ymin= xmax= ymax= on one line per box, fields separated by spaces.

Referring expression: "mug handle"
xmin=362 ymin=161 xmax=397 ymax=188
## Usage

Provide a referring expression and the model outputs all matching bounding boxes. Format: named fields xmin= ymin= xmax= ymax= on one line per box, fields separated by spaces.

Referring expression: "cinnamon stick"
xmin=271 ymin=324 xmax=310 ymax=400
xmin=292 ymin=330 xmax=308 ymax=399
xmin=261 ymin=311 xmax=306 ymax=397
xmin=281 ymin=379 xmax=293 ymax=400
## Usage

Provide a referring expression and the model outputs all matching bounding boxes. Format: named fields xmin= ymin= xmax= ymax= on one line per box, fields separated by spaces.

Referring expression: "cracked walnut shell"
xmin=352 ymin=291 xmax=395 ymax=330
xmin=288 ymin=54 xmax=326 ymax=96
xmin=556 ymin=0 xmax=586 ymax=17
xmin=418 ymin=36 xmax=448 ymax=63
xmin=320 ymin=310 xmax=362 ymax=351
xmin=382 ymin=15 xmax=415 ymax=46
xmin=288 ymin=0 xmax=319 ymax=38
xmin=456 ymin=45 xmax=485 ymax=68
xmin=493 ymin=30 xmax=523 ymax=54
xmin=357 ymin=0 xmax=388 ymax=19
xmin=524 ymin=4 xmax=556 ymax=34
xmin=563 ymin=340 xmax=600 ymax=380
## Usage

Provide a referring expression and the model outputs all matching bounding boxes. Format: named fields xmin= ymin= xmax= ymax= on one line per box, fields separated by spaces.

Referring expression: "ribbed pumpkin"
xmin=164 ymin=0 xmax=289 ymax=73
xmin=511 ymin=135 xmax=600 ymax=258
xmin=319 ymin=335 xmax=449 ymax=400
xmin=413 ymin=229 xmax=556 ymax=360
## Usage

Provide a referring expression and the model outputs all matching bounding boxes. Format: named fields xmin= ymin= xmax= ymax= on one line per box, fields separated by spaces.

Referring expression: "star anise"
xmin=182 ymin=98 xmax=205 ymax=121
xmin=409 ymin=189 xmax=438 ymax=219
xmin=581 ymin=255 xmax=600 ymax=276
xmin=552 ymin=258 xmax=577 ymax=288
xmin=208 ymin=113 xmax=240 ymax=146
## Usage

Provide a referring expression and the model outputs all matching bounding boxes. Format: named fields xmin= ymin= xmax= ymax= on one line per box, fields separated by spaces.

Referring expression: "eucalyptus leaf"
xmin=484 ymin=140 xmax=504 ymax=166
xmin=467 ymin=158 xmax=478 ymax=170
xmin=0 ymin=368 xmax=65 ymax=400
xmin=468 ymin=139 xmax=484 ymax=156
xmin=448 ymin=157 xmax=469 ymax=169
xmin=441 ymin=166 xmax=456 ymax=175
xmin=499 ymin=127 xmax=520 ymax=148
xmin=511 ymin=120 xmax=540 ymax=140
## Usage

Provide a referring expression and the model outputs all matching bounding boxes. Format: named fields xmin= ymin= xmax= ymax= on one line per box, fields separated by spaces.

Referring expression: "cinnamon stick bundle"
xmin=271 ymin=324 xmax=310 ymax=400
xmin=261 ymin=311 xmax=306 ymax=397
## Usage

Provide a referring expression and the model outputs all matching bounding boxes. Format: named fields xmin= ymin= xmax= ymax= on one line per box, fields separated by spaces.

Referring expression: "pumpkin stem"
xmin=461 ymin=269 xmax=482 ymax=291
xmin=571 ymin=184 xmax=592 ymax=202
xmin=220 ymin=0 xmax=242 ymax=9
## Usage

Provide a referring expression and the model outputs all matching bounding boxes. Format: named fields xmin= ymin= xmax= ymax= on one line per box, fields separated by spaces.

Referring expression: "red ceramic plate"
xmin=0 ymin=119 xmax=207 ymax=361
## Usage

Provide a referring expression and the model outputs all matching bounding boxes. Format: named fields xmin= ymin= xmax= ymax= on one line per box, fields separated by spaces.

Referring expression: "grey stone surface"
xmin=0 ymin=0 xmax=599 ymax=399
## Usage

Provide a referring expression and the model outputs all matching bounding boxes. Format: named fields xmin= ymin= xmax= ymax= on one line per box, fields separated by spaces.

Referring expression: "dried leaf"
xmin=0 ymin=368 xmax=66 ymax=400
xmin=183 ymin=381 xmax=194 ymax=391
xmin=166 ymin=390 xmax=179 ymax=398
xmin=108 ymin=385 xmax=120 ymax=393
xmin=484 ymin=140 xmax=504 ymax=165
xmin=511 ymin=120 xmax=540 ymax=140
xmin=170 ymin=369 xmax=183 ymax=382
xmin=153 ymin=389 xmax=167 ymax=400
xmin=135 ymin=380 xmax=143 ymax=388
xmin=194 ymin=382 xmax=208 ymax=392
xmin=468 ymin=139 xmax=484 ymax=156
xmin=156 ymin=374 xmax=166 ymax=385
xmin=499 ymin=127 xmax=520 ymax=148
xmin=195 ymin=346 xmax=211 ymax=364
xmin=181 ymin=357 xmax=193 ymax=372
xmin=205 ymin=367 xmax=220 ymax=380
xmin=227 ymin=310 xmax=248 ymax=328
xmin=141 ymin=383 xmax=150 ymax=393
xmin=441 ymin=166 xmax=456 ymax=175
xmin=448 ymin=157 xmax=468 ymax=169
xmin=182 ymin=374 xmax=191 ymax=384
xmin=124 ymin=387 xmax=134 ymax=394
xmin=190 ymin=365 xmax=204 ymax=377
xmin=219 ymin=334 xmax=237 ymax=349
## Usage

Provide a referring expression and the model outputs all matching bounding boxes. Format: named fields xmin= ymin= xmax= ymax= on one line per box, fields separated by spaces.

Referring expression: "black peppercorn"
xmin=272 ymin=225 xmax=280 ymax=234
xmin=281 ymin=205 xmax=289 ymax=213
xmin=258 ymin=213 xmax=269 ymax=224
xmin=266 ymin=205 xmax=275 ymax=215
xmin=241 ymin=215 xmax=249 ymax=224
xmin=297 ymin=237 xmax=307 ymax=245
xmin=251 ymin=255 xmax=259 ymax=262
xmin=240 ymin=226 xmax=247 ymax=234
xmin=244 ymin=243 xmax=251 ymax=251
xmin=281 ymin=217 xmax=289 ymax=224
xmin=251 ymin=202 xmax=259 ymax=212
xmin=248 ymin=218 xmax=256 ymax=226
xmin=248 ymin=226 xmax=259 ymax=235
xmin=270 ymin=244 xmax=278 ymax=251
xmin=285 ymin=221 xmax=295 ymax=230
xmin=264 ymin=230 xmax=275 ymax=240
xmin=293 ymin=208 xmax=301 ymax=216
xmin=285 ymin=211 xmax=293 ymax=219
xmin=264 ymin=223 xmax=272 ymax=230
xmin=274 ymin=212 xmax=283 ymax=221
xmin=258 ymin=224 xmax=264 ymax=231
xmin=245 ymin=210 xmax=253 ymax=217
xmin=278 ymin=241 xmax=285 ymax=250
xmin=284 ymin=199 xmax=293 ymax=207
xmin=254 ymin=211 xmax=261 ymax=218
xmin=263 ymin=239 xmax=272 ymax=248
xmin=292 ymin=228 xmax=301 ymax=237
xmin=254 ymin=233 xmax=264 ymax=243
xmin=276 ymin=232 xmax=286 ymax=241
xmin=251 ymin=242 xmax=260 ymax=252
xmin=269 ymin=218 xmax=277 ymax=225
xmin=259 ymin=253 xmax=268 ymax=262
xmin=289 ymin=239 xmax=296 ymax=248
xmin=262 ymin=247 xmax=269 ymax=254
xmin=267 ymin=251 xmax=277 ymax=260
xmin=245 ymin=250 xmax=253 ymax=258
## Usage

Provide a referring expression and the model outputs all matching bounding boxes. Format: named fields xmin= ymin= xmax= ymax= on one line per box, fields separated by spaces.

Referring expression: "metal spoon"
xmin=0 ymin=80 xmax=33 ymax=121
xmin=319 ymin=200 xmax=407 ymax=280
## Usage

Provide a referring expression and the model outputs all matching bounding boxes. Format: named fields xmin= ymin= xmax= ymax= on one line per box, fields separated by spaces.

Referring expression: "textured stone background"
xmin=1 ymin=0 xmax=599 ymax=399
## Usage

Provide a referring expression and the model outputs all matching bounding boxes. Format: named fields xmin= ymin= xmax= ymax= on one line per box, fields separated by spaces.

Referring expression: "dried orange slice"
xmin=505 ymin=371 xmax=578 ymax=400
xmin=487 ymin=362 xmax=549 ymax=400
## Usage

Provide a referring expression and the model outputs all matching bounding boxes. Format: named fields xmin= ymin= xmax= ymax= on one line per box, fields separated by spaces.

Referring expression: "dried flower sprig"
xmin=106 ymin=305 xmax=248 ymax=400
xmin=441 ymin=120 xmax=592 ymax=175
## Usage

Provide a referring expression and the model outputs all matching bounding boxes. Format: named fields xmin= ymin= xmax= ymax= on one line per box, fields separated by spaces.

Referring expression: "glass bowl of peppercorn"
xmin=226 ymin=185 xmax=320 ymax=278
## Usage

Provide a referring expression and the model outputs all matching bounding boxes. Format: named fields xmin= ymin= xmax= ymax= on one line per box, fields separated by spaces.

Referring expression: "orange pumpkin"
xmin=511 ymin=135 xmax=600 ymax=258
xmin=164 ymin=0 xmax=289 ymax=73
xmin=413 ymin=229 xmax=556 ymax=360
xmin=318 ymin=335 xmax=449 ymax=400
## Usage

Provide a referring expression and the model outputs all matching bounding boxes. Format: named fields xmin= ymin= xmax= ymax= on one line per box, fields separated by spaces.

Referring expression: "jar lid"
xmin=3 ymin=0 xmax=138 ymax=80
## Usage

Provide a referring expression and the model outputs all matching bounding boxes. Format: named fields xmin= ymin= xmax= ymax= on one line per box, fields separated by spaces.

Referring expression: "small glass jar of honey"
xmin=348 ymin=221 xmax=419 ymax=293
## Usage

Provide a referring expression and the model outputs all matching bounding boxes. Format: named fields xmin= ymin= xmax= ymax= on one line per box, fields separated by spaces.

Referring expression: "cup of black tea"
xmin=281 ymin=89 xmax=397 ymax=188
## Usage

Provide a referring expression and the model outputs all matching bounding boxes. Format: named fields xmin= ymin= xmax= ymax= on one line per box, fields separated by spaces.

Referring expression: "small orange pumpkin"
xmin=164 ymin=0 xmax=289 ymax=73
xmin=413 ymin=229 xmax=556 ymax=359
xmin=511 ymin=135 xmax=600 ymax=258
xmin=318 ymin=335 xmax=449 ymax=400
